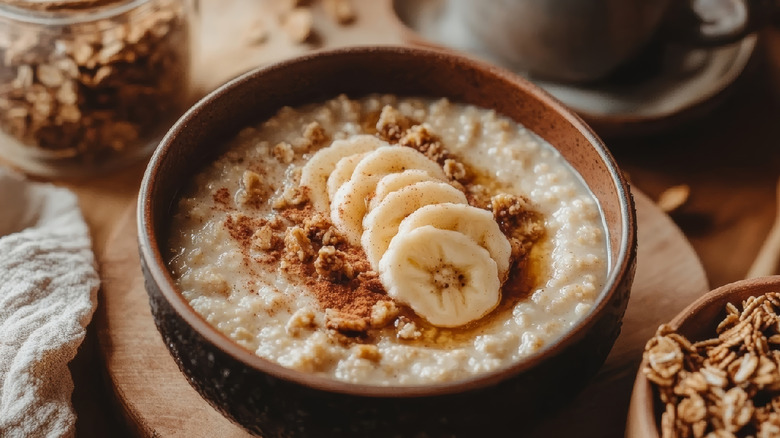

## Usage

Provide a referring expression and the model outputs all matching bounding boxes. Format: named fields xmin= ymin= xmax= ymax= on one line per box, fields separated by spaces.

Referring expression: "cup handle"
xmin=665 ymin=0 xmax=778 ymax=46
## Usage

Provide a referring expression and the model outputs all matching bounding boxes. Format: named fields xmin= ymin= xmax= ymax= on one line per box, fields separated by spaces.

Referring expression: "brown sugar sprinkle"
xmin=642 ymin=292 xmax=780 ymax=438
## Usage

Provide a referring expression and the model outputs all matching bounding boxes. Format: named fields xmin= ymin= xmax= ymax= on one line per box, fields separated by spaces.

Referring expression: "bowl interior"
xmin=140 ymin=46 xmax=635 ymax=395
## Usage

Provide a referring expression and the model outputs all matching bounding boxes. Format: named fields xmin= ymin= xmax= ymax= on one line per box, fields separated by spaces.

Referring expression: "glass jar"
xmin=0 ymin=0 xmax=197 ymax=177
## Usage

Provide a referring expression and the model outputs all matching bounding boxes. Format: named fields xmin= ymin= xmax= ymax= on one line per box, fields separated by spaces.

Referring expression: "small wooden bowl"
xmin=626 ymin=275 xmax=780 ymax=437
xmin=138 ymin=46 xmax=637 ymax=437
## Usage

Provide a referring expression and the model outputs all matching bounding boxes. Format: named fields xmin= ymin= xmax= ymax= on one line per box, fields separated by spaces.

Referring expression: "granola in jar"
xmin=0 ymin=0 xmax=195 ymax=176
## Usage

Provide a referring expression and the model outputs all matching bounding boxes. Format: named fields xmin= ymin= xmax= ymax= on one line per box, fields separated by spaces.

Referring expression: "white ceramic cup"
xmin=450 ymin=0 xmax=768 ymax=82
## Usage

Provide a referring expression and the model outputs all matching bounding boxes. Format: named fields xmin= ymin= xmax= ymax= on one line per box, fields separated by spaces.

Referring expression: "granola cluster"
xmin=490 ymin=193 xmax=545 ymax=260
xmin=0 ymin=0 xmax=190 ymax=168
xmin=643 ymin=293 xmax=780 ymax=438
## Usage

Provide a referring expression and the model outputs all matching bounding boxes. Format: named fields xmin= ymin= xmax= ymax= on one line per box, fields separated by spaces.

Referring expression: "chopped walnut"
xmin=286 ymin=307 xmax=317 ymax=336
xmin=283 ymin=226 xmax=314 ymax=262
xmin=325 ymin=309 xmax=367 ymax=333
xmin=396 ymin=316 xmax=422 ymax=340
xmin=272 ymin=141 xmax=295 ymax=164
xmin=443 ymin=158 xmax=467 ymax=181
xmin=398 ymin=124 xmax=447 ymax=163
xmin=370 ymin=300 xmax=400 ymax=328
xmin=301 ymin=121 xmax=329 ymax=150
xmin=252 ymin=224 xmax=278 ymax=251
xmin=321 ymin=227 xmax=345 ymax=246
xmin=465 ymin=183 xmax=493 ymax=209
xmin=302 ymin=213 xmax=344 ymax=246
xmin=375 ymin=105 xmax=413 ymax=142
xmin=491 ymin=193 xmax=545 ymax=259
xmin=353 ymin=344 xmax=381 ymax=362
xmin=314 ymin=246 xmax=354 ymax=282
xmin=272 ymin=186 xmax=309 ymax=210
xmin=235 ymin=170 xmax=265 ymax=206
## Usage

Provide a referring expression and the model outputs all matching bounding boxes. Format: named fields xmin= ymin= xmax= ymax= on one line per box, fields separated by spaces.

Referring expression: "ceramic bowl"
xmin=626 ymin=275 xmax=780 ymax=437
xmin=137 ymin=46 xmax=637 ymax=437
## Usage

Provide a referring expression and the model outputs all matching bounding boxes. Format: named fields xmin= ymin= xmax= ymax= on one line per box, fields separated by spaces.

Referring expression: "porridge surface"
xmin=167 ymin=94 xmax=608 ymax=385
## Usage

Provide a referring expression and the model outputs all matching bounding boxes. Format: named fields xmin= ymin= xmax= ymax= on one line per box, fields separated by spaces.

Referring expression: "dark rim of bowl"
xmin=138 ymin=45 xmax=636 ymax=398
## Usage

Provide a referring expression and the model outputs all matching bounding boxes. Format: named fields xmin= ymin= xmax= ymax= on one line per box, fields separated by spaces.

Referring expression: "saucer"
xmin=390 ymin=0 xmax=758 ymax=137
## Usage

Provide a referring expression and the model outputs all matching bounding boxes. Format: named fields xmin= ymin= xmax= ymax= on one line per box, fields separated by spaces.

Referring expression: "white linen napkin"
xmin=0 ymin=168 xmax=100 ymax=438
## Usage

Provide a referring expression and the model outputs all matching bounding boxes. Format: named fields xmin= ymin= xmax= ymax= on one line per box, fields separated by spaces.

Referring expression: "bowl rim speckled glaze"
xmin=626 ymin=275 xmax=780 ymax=437
xmin=138 ymin=46 xmax=636 ymax=398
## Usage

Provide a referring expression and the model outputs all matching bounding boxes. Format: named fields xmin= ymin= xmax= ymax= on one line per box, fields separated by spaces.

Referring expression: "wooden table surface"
xmin=45 ymin=7 xmax=780 ymax=438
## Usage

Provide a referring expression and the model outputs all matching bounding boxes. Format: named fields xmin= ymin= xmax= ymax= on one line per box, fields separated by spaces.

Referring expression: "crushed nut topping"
xmin=443 ymin=158 xmax=467 ymax=181
xmin=252 ymin=224 xmax=278 ymax=252
xmin=301 ymin=121 xmax=329 ymax=151
xmin=303 ymin=212 xmax=344 ymax=245
xmin=375 ymin=105 xmax=414 ymax=142
xmin=272 ymin=186 xmax=309 ymax=209
xmin=286 ymin=307 xmax=317 ymax=336
xmin=490 ymin=193 xmax=545 ymax=259
xmin=325 ymin=308 xmax=368 ymax=334
xmin=236 ymin=170 xmax=266 ymax=207
xmin=643 ymin=292 xmax=780 ymax=438
xmin=314 ymin=245 xmax=354 ymax=282
xmin=272 ymin=141 xmax=295 ymax=164
xmin=283 ymin=226 xmax=314 ymax=262
xmin=398 ymin=123 xmax=448 ymax=163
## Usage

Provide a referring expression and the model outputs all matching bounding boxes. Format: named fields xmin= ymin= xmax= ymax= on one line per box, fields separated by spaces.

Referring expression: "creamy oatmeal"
xmin=167 ymin=94 xmax=608 ymax=385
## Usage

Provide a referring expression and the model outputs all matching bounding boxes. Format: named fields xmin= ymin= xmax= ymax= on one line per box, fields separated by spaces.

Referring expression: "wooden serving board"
xmin=95 ymin=189 xmax=709 ymax=437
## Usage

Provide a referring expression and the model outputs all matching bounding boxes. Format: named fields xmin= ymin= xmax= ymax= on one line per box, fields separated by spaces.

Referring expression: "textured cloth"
xmin=0 ymin=169 xmax=99 ymax=438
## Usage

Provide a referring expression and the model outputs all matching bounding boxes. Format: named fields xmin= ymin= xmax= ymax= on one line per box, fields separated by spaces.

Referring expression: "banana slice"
xmin=369 ymin=169 xmax=441 ymax=211
xmin=361 ymin=181 xmax=467 ymax=269
xmin=299 ymin=135 xmax=385 ymax=212
xmin=397 ymin=203 xmax=512 ymax=281
xmin=330 ymin=146 xmax=447 ymax=245
xmin=326 ymin=152 xmax=369 ymax=201
xmin=379 ymin=225 xmax=501 ymax=327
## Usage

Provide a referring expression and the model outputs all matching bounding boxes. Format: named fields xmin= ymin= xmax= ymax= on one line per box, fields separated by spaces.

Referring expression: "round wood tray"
xmin=95 ymin=189 xmax=709 ymax=437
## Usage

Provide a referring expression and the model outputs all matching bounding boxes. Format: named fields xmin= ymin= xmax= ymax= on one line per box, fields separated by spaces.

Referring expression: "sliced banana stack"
xmin=300 ymin=139 xmax=512 ymax=328
xmin=299 ymin=135 xmax=384 ymax=213
xmin=362 ymin=181 xmax=468 ymax=269
xmin=330 ymin=146 xmax=447 ymax=245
